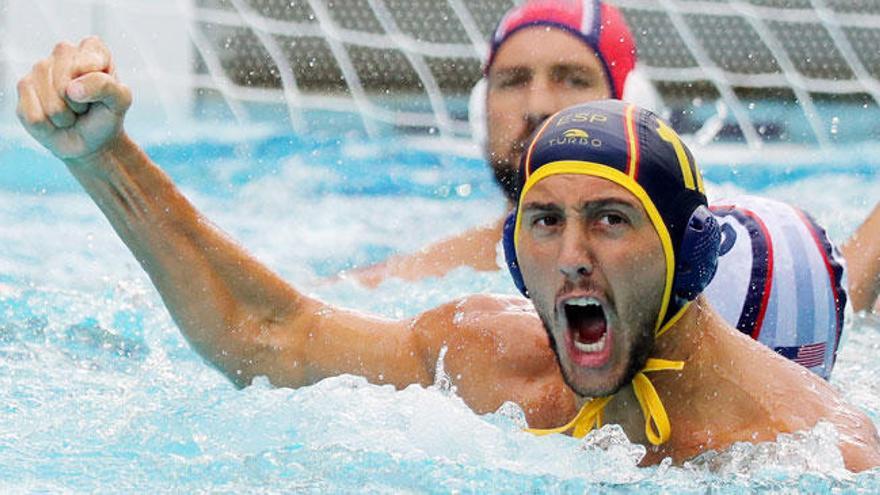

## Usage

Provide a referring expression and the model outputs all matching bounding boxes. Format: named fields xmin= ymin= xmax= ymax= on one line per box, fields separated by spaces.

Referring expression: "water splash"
xmin=1 ymin=132 xmax=879 ymax=491
xmin=431 ymin=344 xmax=457 ymax=396
xmin=685 ymin=422 xmax=848 ymax=477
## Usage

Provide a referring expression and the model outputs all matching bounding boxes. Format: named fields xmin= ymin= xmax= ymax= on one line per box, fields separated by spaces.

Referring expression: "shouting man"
xmin=15 ymin=36 xmax=880 ymax=470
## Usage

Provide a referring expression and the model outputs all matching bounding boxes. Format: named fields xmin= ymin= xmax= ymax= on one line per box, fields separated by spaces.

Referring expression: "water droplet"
xmin=453 ymin=311 xmax=464 ymax=324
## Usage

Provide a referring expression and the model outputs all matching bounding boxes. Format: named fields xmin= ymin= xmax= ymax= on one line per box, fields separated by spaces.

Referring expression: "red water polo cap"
xmin=484 ymin=0 xmax=637 ymax=99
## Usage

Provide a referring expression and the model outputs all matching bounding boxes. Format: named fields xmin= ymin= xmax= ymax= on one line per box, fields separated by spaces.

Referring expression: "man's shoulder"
xmin=416 ymin=293 xmax=540 ymax=329
xmin=405 ymin=294 xmax=570 ymax=420
xmin=448 ymin=293 xmax=537 ymax=313
xmin=412 ymin=294 xmax=552 ymax=362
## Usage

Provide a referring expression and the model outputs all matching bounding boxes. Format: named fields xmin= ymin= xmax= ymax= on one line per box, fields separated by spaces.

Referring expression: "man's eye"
xmin=492 ymin=74 xmax=528 ymax=89
xmin=565 ymin=75 xmax=591 ymax=88
xmin=600 ymin=213 xmax=628 ymax=226
xmin=534 ymin=215 xmax=561 ymax=227
xmin=552 ymin=69 xmax=594 ymax=89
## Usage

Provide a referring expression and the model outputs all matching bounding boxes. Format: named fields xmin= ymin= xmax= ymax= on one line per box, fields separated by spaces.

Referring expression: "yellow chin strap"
xmin=526 ymin=303 xmax=689 ymax=446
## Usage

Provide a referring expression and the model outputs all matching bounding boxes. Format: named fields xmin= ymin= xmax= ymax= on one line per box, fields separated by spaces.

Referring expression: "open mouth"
xmin=562 ymin=297 xmax=612 ymax=367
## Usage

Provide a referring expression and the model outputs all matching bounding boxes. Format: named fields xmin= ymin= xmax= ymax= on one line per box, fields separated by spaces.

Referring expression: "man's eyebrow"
xmin=551 ymin=63 xmax=603 ymax=73
xmin=521 ymin=201 xmax=562 ymax=213
xmin=550 ymin=63 xmax=592 ymax=71
xmin=490 ymin=66 xmax=531 ymax=77
xmin=581 ymin=198 xmax=640 ymax=212
xmin=526 ymin=197 xmax=637 ymax=207
xmin=521 ymin=198 xmax=641 ymax=216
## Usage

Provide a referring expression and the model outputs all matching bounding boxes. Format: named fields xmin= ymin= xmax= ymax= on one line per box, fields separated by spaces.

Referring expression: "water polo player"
xmin=15 ymin=41 xmax=880 ymax=468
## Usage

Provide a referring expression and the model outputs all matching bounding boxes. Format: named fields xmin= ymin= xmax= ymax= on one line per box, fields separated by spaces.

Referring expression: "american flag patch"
xmin=774 ymin=342 xmax=827 ymax=368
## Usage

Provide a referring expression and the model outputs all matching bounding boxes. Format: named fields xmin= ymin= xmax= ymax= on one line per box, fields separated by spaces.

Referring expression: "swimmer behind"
xmin=15 ymin=40 xmax=880 ymax=471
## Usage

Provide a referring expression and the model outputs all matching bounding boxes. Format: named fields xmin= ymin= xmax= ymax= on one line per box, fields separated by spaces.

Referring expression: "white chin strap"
xmin=468 ymin=77 xmax=488 ymax=152
xmin=620 ymin=65 xmax=664 ymax=115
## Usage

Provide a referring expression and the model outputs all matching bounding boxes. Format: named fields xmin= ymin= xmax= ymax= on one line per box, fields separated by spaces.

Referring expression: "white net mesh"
xmin=188 ymin=0 xmax=497 ymax=138
xmin=190 ymin=0 xmax=880 ymax=147
xmin=2 ymin=0 xmax=880 ymax=148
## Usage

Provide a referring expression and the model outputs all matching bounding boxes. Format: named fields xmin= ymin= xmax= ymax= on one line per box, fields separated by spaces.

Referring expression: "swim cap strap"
xmin=632 ymin=358 xmax=684 ymax=445
xmin=656 ymin=301 xmax=690 ymax=338
xmin=524 ymin=358 xmax=683 ymax=446
xmin=525 ymin=396 xmax=612 ymax=437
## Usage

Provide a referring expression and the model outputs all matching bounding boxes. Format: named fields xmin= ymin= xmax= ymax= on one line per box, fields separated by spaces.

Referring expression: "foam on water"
xmin=2 ymin=131 xmax=880 ymax=492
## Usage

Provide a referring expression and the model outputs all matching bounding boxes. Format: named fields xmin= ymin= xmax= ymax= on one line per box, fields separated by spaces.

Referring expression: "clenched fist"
xmin=16 ymin=36 xmax=132 ymax=161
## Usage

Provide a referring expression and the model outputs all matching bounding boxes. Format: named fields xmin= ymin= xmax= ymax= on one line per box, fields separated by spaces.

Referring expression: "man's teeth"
xmin=573 ymin=332 xmax=607 ymax=353
xmin=565 ymin=297 xmax=600 ymax=307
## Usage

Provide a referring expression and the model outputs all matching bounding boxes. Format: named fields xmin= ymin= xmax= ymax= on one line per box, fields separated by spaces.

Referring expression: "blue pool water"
xmin=2 ymin=120 xmax=880 ymax=492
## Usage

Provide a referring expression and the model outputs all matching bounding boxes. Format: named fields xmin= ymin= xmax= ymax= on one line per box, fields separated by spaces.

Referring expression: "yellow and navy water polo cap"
xmin=502 ymin=99 xmax=722 ymax=330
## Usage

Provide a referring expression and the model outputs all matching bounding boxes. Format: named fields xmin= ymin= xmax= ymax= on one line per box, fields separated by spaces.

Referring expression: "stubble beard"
xmin=491 ymin=156 xmax=520 ymax=203
xmin=488 ymin=116 xmax=547 ymax=203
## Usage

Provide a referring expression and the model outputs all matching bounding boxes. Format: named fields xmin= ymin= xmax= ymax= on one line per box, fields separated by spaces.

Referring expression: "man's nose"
xmin=524 ymin=77 xmax=560 ymax=125
xmin=558 ymin=224 xmax=593 ymax=280
xmin=523 ymin=113 xmax=551 ymax=137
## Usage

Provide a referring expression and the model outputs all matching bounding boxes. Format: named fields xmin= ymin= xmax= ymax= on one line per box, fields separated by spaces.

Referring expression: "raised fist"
xmin=16 ymin=36 xmax=132 ymax=161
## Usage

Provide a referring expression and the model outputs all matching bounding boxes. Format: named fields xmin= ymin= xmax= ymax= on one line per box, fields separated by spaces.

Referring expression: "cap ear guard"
xmin=672 ymin=206 xmax=722 ymax=301
xmin=502 ymin=211 xmax=529 ymax=298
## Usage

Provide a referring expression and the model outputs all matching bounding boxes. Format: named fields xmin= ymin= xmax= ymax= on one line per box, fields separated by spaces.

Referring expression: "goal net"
xmin=189 ymin=0 xmax=880 ymax=149
xmin=3 ymin=0 xmax=880 ymax=150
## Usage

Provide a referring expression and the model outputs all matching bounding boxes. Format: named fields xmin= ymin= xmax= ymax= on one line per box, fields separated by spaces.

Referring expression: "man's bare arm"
xmin=61 ymin=134 xmax=358 ymax=386
xmin=842 ymin=202 xmax=880 ymax=313
xmin=15 ymin=38 xmax=435 ymax=388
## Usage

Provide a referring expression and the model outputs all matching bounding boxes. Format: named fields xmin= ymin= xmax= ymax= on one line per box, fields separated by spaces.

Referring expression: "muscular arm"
xmin=842 ymin=202 xmax=880 ymax=313
xmin=16 ymin=38 xmax=435 ymax=389
xmin=65 ymin=135 xmax=432 ymax=387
